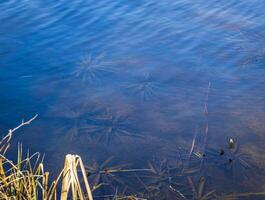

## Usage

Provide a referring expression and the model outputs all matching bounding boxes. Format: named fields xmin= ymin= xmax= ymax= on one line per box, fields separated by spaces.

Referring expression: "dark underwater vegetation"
xmin=121 ymin=73 xmax=166 ymax=101
xmin=71 ymin=53 xmax=118 ymax=85
xmin=1 ymin=0 xmax=265 ymax=199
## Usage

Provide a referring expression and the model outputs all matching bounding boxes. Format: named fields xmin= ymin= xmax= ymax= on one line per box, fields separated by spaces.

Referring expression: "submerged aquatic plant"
xmin=50 ymin=104 xmax=89 ymax=140
xmin=145 ymin=159 xmax=173 ymax=188
xmin=50 ymin=103 xmax=143 ymax=144
xmin=196 ymin=42 xmax=238 ymax=61
xmin=72 ymin=53 xmax=116 ymax=84
xmin=135 ymin=157 xmax=186 ymax=200
xmin=226 ymin=30 xmax=265 ymax=67
xmin=85 ymin=157 xmax=127 ymax=191
xmin=80 ymin=107 xmax=143 ymax=145
xmin=86 ymin=157 xmax=157 ymax=199
xmin=222 ymin=138 xmax=252 ymax=175
xmin=173 ymin=146 xmax=204 ymax=176
xmin=186 ymin=177 xmax=216 ymax=200
xmin=123 ymin=74 xmax=164 ymax=101
xmin=2 ymin=115 xmax=265 ymax=200
xmin=197 ymin=29 xmax=265 ymax=67
xmin=205 ymin=137 xmax=253 ymax=182
xmin=240 ymin=50 xmax=265 ymax=67
xmin=93 ymin=186 xmax=147 ymax=200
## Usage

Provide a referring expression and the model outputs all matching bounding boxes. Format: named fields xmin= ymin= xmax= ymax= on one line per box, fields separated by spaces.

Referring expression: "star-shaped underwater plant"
xmin=49 ymin=104 xmax=89 ymax=140
xmin=123 ymin=73 xmax=165 ymax=101
xmin=203 ymin=137 xmax=253 ymax=182
xmin=221 ymin=138 xmax=253 ymax=179
xmin=186 ymin=177 xmax=216 ymax=200
xmin=226 ymin=30 xmax=265 ymax=67
xmin=79 ymin=107 xmax=144 ymax=145
xmin=135 ymin=157 xmax=188 ymax=200
xmin=72 ymin=53 xmax=116 ymax=84
xmin=85 ymin=157 xmax=129 ymax=192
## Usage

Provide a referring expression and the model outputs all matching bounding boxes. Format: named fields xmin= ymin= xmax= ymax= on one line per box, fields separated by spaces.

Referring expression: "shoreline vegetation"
xmin=0 ymin=115 xmax=148 ymax=200
xmin=1 ymin=115 xmax=265 ymax=200
xmin=0 ymin=115 xmax=93 ymax=200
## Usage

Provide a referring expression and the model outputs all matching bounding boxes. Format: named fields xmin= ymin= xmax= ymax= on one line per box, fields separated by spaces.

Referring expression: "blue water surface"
xmin=1 ymin=0 xmax=265 ymax=199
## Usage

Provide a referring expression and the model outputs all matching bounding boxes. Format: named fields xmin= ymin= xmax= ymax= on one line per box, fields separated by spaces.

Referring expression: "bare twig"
xmin=0 ymin=114 xmax=38 ymax=154
xmin=9 ymin=114 xmax=38 ymax=133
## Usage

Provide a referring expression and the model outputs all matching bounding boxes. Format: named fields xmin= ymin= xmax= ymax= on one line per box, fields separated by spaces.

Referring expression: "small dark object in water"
xmin=228 ymin=158 xmax=233 ymax=163
xmin=87 ymin=171 xmax=92 ymax=176
xmin=227 ymin=137 xmax=237 ymax=150
xmin=219 ymin=149 xmax=225 ymax=156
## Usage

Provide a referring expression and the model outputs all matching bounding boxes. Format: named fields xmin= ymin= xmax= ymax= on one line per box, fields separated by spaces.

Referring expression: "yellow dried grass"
xmin=0 ymin=115 xmax=93 ymax=200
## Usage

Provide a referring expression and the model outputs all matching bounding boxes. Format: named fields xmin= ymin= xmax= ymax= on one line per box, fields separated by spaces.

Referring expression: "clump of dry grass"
xmin=0 ymin=115 xmax=93 ymax=200
xmin=0 ymin=115 xmax=45 ymax=200
xmin=0 ymin=145 xmax=46 ymax=200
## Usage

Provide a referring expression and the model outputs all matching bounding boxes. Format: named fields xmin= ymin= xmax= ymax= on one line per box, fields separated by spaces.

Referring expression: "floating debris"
xmin=227 ymin=137 xmax=237 ymax=151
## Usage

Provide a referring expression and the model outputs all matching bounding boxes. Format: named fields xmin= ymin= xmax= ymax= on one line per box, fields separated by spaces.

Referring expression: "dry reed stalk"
xmin=60 ymin=154 xmax=93 ymax=200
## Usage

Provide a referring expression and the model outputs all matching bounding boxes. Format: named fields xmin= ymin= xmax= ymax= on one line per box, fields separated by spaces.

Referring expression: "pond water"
xmin=1 ymin=0 xmax=265 ymax=199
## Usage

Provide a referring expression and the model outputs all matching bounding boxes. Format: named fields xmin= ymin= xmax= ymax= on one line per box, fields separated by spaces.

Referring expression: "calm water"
xmin=1 ymin=0 xmax=265 ymax=199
